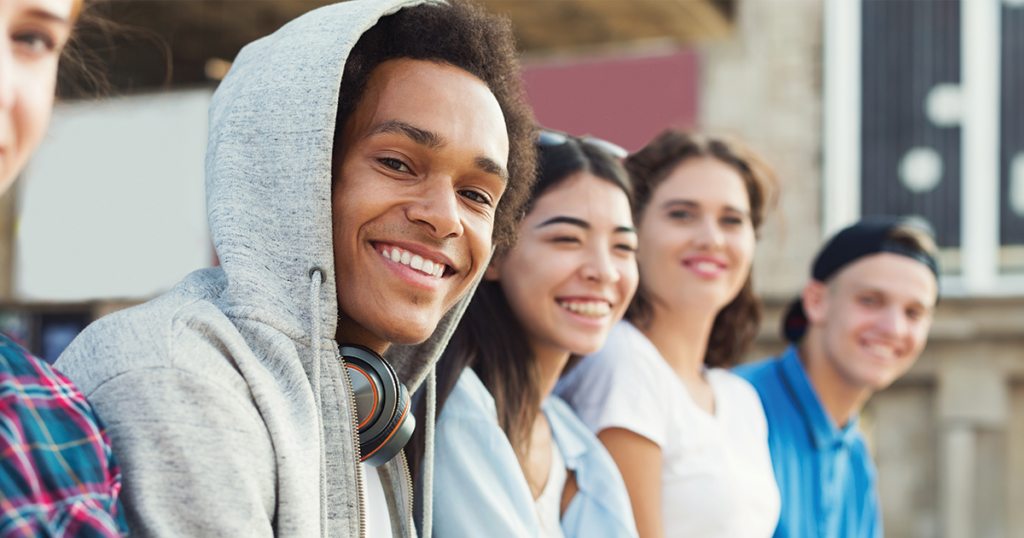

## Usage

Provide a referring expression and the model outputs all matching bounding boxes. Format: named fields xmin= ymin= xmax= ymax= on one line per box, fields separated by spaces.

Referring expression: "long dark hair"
xmin=625 ymin=130 xmax=778 ymax=368
xmin=410 ymin=136 xmax=632 ymax=472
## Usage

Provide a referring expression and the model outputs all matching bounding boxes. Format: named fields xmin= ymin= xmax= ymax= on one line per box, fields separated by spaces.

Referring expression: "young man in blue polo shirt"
xmin=735 ymin=217 xmax=939 ymax=538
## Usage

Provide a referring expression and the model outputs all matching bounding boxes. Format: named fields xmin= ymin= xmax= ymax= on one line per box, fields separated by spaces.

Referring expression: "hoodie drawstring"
xmin=309 ymin=268 xmax=329 ymax=537
xmin=422 ymin=364 xmax=437 ymax=538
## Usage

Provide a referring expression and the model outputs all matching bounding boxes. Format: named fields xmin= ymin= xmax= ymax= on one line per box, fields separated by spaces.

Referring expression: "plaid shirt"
xmin=0 ymin=334 xmax=127 ymax=537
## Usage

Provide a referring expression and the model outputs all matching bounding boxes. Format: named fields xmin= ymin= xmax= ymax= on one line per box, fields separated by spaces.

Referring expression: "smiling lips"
xmin=683 ymin=256 xmax=727 ymax=277
xmin=558 ymin=299 xmax=612 ymax=318
xmin=379 ymin=245 xmax=448 ymax=279
xmin=864 ymin=341 xmax=899 ymax=361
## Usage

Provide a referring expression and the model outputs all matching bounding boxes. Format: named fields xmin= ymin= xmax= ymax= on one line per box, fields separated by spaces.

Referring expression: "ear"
xmin=802 ymin=280 xmax=829 ymax=326
xmin=483 ymin=256 xmax=502 ymax=282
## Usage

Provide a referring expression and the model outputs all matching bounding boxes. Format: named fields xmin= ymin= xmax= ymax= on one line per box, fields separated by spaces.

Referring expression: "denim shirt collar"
xmin=779 ymin=345 xmax=862 ymax=450
xmin=543 ymin=397 xmax=588 ymax=468
xmin=543 ymin=395 xmax=633 ymax=525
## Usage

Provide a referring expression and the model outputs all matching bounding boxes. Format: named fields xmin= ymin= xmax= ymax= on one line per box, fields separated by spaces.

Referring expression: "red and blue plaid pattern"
xmin=0 ymin=334 xmax=127 ymax=537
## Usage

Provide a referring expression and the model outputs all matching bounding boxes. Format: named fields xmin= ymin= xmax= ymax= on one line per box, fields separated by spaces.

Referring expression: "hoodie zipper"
xmin=338 ymin=356 xmax=367 ymax=538
xmin=399 ymin=451 xmax=415 ymax=536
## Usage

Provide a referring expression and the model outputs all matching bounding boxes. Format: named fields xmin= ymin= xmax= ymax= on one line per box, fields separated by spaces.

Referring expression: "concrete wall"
xmin=699 ymin=0 xmax=824 ymax=299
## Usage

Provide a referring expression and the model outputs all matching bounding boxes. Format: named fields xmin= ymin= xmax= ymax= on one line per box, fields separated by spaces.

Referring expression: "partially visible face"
xmin=804 ymin=253 xmax=938 ymax=391
xmin=0 ymin=0 xmax=74 ymax=192
xmin=332 ymin=58 xmax=509 ymax=350
xmin=636 ymin=157 xmax=756 ymax=316
xmin=491 ymin=172 xmax=638 ymax=358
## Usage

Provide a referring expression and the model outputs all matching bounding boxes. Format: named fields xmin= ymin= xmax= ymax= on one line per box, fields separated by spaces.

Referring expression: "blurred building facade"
xmin=1 ymin=0 xmax=1021 ymax=536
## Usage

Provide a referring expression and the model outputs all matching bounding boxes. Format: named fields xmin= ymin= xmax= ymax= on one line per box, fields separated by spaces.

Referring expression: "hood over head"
xmin=206 ymin=0 xmax=476 ymax=391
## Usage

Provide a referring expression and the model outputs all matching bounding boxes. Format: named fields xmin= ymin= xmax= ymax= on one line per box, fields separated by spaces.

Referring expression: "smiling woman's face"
xmin=637 ymin=157 xmax=756 ymax=317
xmin=0 ymin=0 xmax=74 ymax=192
xmin=491 ymin=172 xmax=638 ymax=360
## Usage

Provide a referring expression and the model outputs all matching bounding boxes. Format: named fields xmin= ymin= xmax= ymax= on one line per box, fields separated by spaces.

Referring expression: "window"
xmin=826 ymin=0 xmax=1024 ymax=296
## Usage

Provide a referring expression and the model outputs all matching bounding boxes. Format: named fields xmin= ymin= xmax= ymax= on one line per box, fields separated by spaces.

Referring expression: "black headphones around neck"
xmin=337 ymin=345 xmax=415 ymax=467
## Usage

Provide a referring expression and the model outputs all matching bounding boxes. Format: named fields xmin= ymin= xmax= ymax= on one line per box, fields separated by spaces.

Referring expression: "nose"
xmin=580 ymin=243 xmax=621 ymax=285
xmin=878 ymin=306 xmax=908 ymax=337
xmin=405 ymin=178 xmax=463 ymax=239
xmin=695 ymin=215 xmax=726 ymax=250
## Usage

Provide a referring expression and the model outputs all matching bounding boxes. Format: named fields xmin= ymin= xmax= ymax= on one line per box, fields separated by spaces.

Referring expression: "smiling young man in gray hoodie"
xmin=54 ymin=0 xmax=536 ymax=536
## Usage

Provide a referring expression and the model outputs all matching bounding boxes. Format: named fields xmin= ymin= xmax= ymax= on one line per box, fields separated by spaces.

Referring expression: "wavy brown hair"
xmin=625 ymin=130 xmax=779 ymax=368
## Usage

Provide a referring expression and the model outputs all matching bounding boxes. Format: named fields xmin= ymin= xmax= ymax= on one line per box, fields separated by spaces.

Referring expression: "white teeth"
xmin=867 ymin=343 xmax=896 ymax=359
xmin=695 ymin=261 xmax=719 ymax=272
xmin=380 ymin=246 xmax=446 ymax=278
xmin=558 ymin=300 xmax=611 ymax=318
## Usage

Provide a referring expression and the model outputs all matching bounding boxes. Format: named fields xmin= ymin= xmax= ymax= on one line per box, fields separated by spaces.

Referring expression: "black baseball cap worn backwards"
xmin=782 ymin=217 xmax=940 ymax=342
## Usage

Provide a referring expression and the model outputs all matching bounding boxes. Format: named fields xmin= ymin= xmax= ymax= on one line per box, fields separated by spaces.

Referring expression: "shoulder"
xmin=56 ymin=277 xmax=238 ymax=396
xmin=437 ymin=368 xmax=499 ymax=425
xmin=545 ymin=395 xmax=613 ymax=460
xmin=545 ymin=395 xmax=592 ymax=441
xmin=708 ymin=368 xmax=765 ymax=410
xmin=732 ymin=354 xmax=784 ymax=391
xmin=0 ymin=333 xmax=101 ymax=424
xmin=558 ymin=321 xmax=665 ymax=399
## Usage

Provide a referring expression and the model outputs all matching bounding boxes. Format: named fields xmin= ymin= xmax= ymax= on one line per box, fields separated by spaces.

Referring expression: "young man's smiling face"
xmin=803 ymin=252 xmax=938 ymax=391
xmin=331 ymin=58 xmax=509 ymax=352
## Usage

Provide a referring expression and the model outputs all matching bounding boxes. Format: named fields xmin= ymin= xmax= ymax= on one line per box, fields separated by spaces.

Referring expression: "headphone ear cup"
xmin=338 ymin=345 xmax=416 ymax=467
xmin=359 ymin=381 xmax=415 ymax=467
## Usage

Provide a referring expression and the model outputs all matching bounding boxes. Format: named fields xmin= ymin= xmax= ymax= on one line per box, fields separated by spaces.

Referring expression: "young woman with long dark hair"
xmin=416 ymin=132 xmax=639 ymax=538
xmin=557 ymin=130 xmax=781 ymax=538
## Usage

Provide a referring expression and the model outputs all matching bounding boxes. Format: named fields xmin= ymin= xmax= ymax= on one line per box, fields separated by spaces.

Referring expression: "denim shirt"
xmin=429 ymin=368 xmax=638 ymax=538
xmin=734 ymin=346 xmax=882 ymax=538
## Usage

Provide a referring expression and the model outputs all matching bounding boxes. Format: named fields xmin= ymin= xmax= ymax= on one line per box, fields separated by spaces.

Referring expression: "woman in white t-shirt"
xmin=556 ymin=130 xmax=781 ymax=538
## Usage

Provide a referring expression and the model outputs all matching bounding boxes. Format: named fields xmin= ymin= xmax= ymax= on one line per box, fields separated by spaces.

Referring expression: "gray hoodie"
xmin=55 ymin=0 xmax=465 ymax=536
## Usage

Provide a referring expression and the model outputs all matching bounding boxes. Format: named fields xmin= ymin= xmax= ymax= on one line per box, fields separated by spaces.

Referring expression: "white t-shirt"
xmin=555 ymin=321 xmax=780 ymax=538
xmin=362 ymin=462 xmax=393 ymax=538
xmin=534 ymin=438 xmax=568 ymax=538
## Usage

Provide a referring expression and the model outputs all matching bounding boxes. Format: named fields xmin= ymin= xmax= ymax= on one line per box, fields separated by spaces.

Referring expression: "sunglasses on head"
xmin=537 ymin=129 xmax=629 ymax=160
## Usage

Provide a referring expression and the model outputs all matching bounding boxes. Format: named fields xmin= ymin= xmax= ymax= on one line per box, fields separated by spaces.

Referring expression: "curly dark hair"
xmin=625 ymin=130 xmax=779 ymax=368
xmin=332 ymin=0 xmax=536 ymax=251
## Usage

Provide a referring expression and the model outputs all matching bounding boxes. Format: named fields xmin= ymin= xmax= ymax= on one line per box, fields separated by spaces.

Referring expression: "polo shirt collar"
xmin=779 ymin=345 xmax=862 ymax=450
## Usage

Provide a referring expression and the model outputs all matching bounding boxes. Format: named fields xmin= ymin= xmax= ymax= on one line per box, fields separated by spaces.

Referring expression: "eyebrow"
xmin=537 ymin=216 xmax=637 ymax=234
xmin=368 ymin=119 xmax=508 ymax=182
xmin=25 ymin=8 xmax=71 ymax=25
xmin=369 ymin=120 xmax=445 ymax=149
xmin=475 ymin=156 xmax=508 ymax=183
xmin=663 ymin=199 xmax=750 ymax=215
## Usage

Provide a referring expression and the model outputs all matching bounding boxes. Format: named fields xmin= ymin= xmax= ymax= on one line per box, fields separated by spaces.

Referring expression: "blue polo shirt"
xmin=734 ymin=346 xmax=882 ymax=538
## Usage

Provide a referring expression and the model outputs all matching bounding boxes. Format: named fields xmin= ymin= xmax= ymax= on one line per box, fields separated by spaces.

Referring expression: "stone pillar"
xmin=936 ymin=363 xmax=1008 ymax=538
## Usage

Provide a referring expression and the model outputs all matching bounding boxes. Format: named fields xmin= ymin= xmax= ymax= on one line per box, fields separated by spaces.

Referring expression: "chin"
xmin=373 ymin=317 xmax=440 ymax=346
xmin=564 ymin=335 xmax=608 ymax=357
